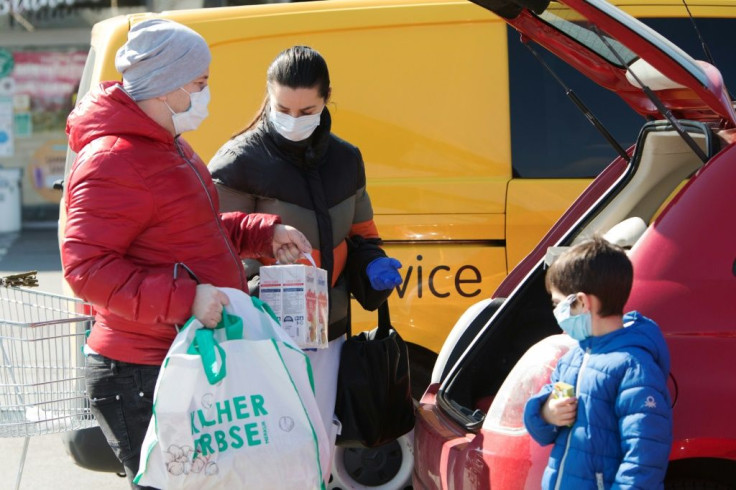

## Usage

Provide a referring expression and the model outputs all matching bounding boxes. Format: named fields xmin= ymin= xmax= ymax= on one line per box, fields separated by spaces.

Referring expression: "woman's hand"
xmin=541 ymin=392 xmax=578 ymax=427
xmin=192 ymin=284 xmax=229 ymax=328
xmin=366 ymin=257 xmax=403 ymax=290
xmin=272 ymin=224 xmax=312 ymax=263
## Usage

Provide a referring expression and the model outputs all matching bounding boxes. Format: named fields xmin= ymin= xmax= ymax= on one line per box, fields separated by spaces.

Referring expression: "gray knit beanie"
xmin=115 ymin=19 xmax=211 ymax=101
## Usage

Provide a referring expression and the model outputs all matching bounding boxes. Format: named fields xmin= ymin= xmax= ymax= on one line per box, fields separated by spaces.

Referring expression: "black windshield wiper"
xmin=521 ymin=37 xmax=631 ymax=163
xmin=592 ymin=25 xmax=708 ymax=163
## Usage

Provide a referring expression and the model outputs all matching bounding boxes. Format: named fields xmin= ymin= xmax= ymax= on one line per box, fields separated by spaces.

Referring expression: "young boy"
xmin=524 ymin=236 xmax=673 ymax=489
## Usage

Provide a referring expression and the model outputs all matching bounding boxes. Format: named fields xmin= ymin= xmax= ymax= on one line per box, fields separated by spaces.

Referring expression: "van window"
xmin=64 ymin=47 xmax=96 ymax=182
xmin=643 ymin=18 xmax=735 ymax=91
xmin=509 ymin=18 xmax=735 ymax=179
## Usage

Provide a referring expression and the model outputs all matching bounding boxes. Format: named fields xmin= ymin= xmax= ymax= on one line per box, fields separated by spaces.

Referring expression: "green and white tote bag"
xmin=135 ymin=287 xmax=330 ymax=489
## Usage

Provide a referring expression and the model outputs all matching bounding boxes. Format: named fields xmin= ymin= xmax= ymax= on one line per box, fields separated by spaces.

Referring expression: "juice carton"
xmin=259 ymin=259 xmax=329 ymax=349
xmin=552 ymin=381 xmax=575 ymax=400
xmin=307 ymin=271 xmax=329 ymax=348
xmin=552 ymin=381 xmax=576 ymax=427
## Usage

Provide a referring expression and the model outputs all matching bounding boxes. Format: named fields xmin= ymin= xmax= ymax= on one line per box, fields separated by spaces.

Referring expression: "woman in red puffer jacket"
xmin=62 ymin=20 xmax=310 ymax=489
xmin=63 ymin=78 xmax=293 ymax=365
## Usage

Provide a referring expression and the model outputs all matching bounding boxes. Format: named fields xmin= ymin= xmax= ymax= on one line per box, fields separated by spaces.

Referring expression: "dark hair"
xmin=233 ymin=46 xmax=330 ymax=137
xmin=545 ymin=235 xmax=633 ymax=317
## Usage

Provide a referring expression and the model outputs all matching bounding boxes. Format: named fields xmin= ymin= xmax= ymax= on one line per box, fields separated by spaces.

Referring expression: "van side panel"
xmin=373 ymin=243 xmax=507 ymax=351
xmin=88 ymin=15 xmax=130 ymax=87
xmin=505 ymin=179 xmax=589 ymax=269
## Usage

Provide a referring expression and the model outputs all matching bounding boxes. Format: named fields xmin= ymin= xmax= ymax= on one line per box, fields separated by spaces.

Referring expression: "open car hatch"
xmin=471 ymin=0 xmax=736 ymax=128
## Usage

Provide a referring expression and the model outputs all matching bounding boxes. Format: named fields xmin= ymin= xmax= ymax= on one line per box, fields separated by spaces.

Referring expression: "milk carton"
xmin=259 ymin=259 xmax=329 ymax=349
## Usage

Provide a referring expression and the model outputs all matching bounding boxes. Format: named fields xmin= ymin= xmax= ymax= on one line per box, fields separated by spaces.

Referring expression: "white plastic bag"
xmin=134 ymin=288 xmax=330 ymax=489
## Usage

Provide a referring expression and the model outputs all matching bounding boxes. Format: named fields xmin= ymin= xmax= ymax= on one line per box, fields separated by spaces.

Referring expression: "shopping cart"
xmin=0 ymin=282 xmax=97 ymax=490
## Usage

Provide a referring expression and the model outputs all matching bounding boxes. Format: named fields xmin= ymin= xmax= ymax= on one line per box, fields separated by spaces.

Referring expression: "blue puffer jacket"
xmin=524 ymin=312 xmax=673 ymax=489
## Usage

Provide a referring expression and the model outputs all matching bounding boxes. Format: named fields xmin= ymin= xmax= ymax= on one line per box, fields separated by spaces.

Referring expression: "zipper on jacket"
xmin=596 ymin=472 xmax=605 ymax=490
xmin=554 ymin=347 xmax=592 ymax=490
xmin=175 ymin=139 xmax=246 ymax=289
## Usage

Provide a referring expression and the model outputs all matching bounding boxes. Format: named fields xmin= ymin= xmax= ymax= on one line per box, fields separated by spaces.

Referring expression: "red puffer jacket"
xmin=63 ymin=82 xmax=279 ymax=365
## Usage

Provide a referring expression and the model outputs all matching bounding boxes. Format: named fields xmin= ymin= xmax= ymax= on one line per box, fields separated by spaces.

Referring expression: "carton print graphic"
xmin=317 ymin=291 xmax=328 ymax=343
xmin=165 ymin=444 xmax=218 ymax=476
xmin=306 ymin=289 xmax=317 ymax=342
xmin=317 ymin=291 xmax=328 ymax=321
xmin=201 ymin=393 xmax=214 ymax=409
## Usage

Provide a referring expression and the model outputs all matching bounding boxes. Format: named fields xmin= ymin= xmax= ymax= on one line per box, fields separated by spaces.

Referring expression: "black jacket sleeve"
xmin=345 ymin=235 xmax=393 ymax=311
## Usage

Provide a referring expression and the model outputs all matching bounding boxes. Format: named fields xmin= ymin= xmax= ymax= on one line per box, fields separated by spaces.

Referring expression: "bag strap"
xmin=377 ymin=301 xmax=391 ymax=337
xmin=346 ymin=298 xmax=391 ymax=338
xmin=172 ymin=262 xmax=200 ymax=331
xmin=173 ymin=262 xmax=201 ymax=284
xmin=193 ymin=330 xmax=227 ymax=385
xmin=186 ymin=311 xmax=243 ymax=352
xmin=187 ymin=312 xmax=244 ymax=385
xmin=251 ymin=295 xmax=279 ymax=324
xmin=249 ymin=295 xmax=296 ymax=344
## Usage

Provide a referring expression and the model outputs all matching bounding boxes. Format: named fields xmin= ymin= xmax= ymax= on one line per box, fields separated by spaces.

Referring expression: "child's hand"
xmin=541 ymin=392 xmax=578 ymax=427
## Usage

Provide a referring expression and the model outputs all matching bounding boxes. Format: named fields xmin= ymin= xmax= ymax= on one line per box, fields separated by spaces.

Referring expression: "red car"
xmin=413 ymin=0 xmax=736 ymax=488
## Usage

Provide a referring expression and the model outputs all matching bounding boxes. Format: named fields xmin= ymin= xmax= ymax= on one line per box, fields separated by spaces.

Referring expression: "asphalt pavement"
xmin=0 ymin=227 xmax=129 ymax=490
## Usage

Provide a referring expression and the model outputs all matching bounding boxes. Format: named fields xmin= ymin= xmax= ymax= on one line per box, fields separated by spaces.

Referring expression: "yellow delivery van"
xmin=61 ymin=0 xmax=736 ymax=397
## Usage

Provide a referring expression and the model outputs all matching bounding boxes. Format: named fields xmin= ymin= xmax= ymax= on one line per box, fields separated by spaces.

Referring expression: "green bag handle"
xmin=251 ymin=296 xmax=279 ymax=324
xmin=220 ymin=310 xmax=244 ymax=340
xmin=250 ymin=296 xmax=290 ymax=341
xmin=187 ymin=311 xmax=244 ymax=385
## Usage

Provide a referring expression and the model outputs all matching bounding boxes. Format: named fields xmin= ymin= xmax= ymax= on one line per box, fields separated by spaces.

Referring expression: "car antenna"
xmin=520 ymin=36 xmax=631 ymax=163
xmin=680 ymin=0 xmax=735 ymax=101
xmin=591 ymin=25 xmax=709 ymax=164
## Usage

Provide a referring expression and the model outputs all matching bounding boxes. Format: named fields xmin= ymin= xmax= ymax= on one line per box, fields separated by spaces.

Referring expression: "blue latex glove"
xmin=366 ymin=257 xmax=403 ymax=290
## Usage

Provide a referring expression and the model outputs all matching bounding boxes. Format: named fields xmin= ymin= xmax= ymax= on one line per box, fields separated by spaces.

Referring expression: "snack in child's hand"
xmin=553 ymin=381 xmax=575 ymax=399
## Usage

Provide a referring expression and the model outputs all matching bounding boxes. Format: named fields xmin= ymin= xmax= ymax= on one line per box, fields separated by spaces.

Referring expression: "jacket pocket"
xmin=88 ymin=394 xmax=131 ymax=457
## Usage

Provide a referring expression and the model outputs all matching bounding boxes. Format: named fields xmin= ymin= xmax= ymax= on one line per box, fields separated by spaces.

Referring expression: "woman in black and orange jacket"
xmin=208 ymin=45 xmax=403 ymax=477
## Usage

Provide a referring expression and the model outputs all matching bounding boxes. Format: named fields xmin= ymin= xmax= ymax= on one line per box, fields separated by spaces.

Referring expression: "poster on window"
xmin=12 ymin=50 xmax=86 ymax=133
xmin=0 ymin=77 xmax=14 ymax=157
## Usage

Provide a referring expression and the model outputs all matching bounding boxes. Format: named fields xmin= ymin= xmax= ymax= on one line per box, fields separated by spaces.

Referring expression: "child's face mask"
xmin=553 ymin=294 xmax=592 ymax=341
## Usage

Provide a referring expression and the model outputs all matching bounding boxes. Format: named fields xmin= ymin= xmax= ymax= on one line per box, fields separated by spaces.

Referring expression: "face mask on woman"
xmin=553 ymin=294 xmax=593 ymax=341
xmin=166 ymin=86 xmax=210 ymax=134
xmin=269 ymin=108 xmax=321 ymax=142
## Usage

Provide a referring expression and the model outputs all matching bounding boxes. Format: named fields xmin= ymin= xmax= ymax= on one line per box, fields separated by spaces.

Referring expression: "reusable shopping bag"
xmin=134 ymin=287 xmax=330 ymax=489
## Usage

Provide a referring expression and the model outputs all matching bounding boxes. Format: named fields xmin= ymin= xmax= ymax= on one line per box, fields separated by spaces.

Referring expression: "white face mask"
xmin=165 ymin=86 xmax=210 ymax=134
xmin=268 ymin=108 xmax=322 ymax=141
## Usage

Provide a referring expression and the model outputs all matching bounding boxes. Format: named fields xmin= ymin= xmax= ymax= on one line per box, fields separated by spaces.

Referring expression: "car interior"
xmin=436 ymin=119 xmax=720 ymax=430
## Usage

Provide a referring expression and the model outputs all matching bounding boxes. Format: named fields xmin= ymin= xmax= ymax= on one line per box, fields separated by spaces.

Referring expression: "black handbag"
xmin=335 ymin=301 xmax=415 ymax=448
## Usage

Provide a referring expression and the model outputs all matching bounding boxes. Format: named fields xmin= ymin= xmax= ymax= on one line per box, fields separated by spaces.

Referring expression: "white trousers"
xmin=305 ymin=335 xmax=345 ymax=479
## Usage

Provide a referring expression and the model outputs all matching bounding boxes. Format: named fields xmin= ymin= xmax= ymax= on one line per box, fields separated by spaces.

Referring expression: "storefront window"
xmin=0 ymin=46 xmax=86 ymax=221
xmin=0 ymin=0 xmax=307 ymax=224
xmin=0 ymin=0 xmax=145 ymax=223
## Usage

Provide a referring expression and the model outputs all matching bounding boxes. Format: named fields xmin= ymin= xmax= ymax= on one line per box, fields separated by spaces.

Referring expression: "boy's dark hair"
xmin=545 ymin=236 xmax=633 ymax=317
